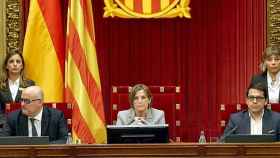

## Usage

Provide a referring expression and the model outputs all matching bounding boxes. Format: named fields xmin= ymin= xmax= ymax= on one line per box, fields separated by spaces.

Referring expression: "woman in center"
xmin=116 ymin=84 xmax=166 ymax=125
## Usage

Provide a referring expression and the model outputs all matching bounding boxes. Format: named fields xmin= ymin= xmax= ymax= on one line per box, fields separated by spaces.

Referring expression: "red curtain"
xmin=22 ymin=0 xmax=266 ymax=141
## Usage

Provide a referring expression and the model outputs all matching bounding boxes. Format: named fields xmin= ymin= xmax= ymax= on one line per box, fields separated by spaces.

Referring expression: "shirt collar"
xmin=29 ymin=107 xmax=43 ymax=121
xmin=267 ymin=71 xmax=280 ymax=85
xmin=248 ymin=108 xmax=264 ymax=120
xmin=8 ymin=78 xmax=20 ymax=85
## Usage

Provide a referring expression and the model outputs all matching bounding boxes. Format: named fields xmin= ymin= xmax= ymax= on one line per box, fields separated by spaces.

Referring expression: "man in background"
xmin=0 ymin=86 xmax=67 ymax=144
xmin=222 ymin=83 xmax=280 ymax=140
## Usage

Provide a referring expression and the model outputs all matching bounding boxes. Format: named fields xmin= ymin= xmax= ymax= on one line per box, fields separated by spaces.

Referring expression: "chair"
xmin=268 ymin=103 xmax=280 ymax=112
xmin=219 ymin=103 xmax=247 ymax=134
xmin=110 ymin=85 xmax=182 ymax=142
xmin=5 ymin=102 xmax=72 ymax=131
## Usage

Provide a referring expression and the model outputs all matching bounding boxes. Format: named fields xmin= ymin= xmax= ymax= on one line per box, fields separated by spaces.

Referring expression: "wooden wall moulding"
xmin=6 ymin=0 xmax=21 ymax=54
xmin=267 ymin=0 xmax=280 ymax=46
xmin=0 ymin=144 xmax=280 ymax=157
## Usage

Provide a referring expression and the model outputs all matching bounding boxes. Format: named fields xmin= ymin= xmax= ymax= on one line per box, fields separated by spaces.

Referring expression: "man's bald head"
xmin=21 ymin=86 xmax=44 ymax=117
xmin=22 ymin=86 xmax=44 ymax=101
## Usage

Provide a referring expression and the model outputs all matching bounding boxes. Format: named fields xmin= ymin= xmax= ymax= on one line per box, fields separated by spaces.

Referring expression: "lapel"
xmin=41 ymin=107 xmax=49 ymax=136
xmin=3 ymin=82 xmax=13 ymax=102
xmin=262 ymin=74 xmax=273 ymax=102
xmin=239 ymin=111 xmax=250 ymax=134
xmin=127 ymin=108 xmax=153 ymax=124
xmin=18 ymin=111 xmax=28 ymax=136
xmin=14 ymin=82 xmax=29 ymax=102
xmin=146 ymin=108 xmax=153 ymax=123
xmin=14 ymin=88 xmax=22 ymax=102
xmin=279 ymin=90 xmax=280 ymax=103
xmin=262 ymin=109 xmax=273 ymax=134
xmin=262 ymin=73 xmax=280 ymax=103
xmin=3 ymin=82 xmax=23 ymax=102
xmin=127 ymin=109 xmax=135 ymax=124
xmin=4 ymin=79 xmax=33 ymax=102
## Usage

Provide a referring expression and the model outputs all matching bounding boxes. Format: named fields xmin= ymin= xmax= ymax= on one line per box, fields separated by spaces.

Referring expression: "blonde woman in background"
xmin=250 ymin=46 xmax=280 ymax=103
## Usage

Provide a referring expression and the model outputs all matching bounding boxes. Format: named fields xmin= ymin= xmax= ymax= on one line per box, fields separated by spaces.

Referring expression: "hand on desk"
xmin=134 ymin=117 xmax=149 ymax=125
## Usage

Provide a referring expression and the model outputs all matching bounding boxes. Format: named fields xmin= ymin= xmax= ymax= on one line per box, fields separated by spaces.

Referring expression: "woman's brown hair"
xmin=0 ymin=52 xmax=29 ymax=89
xmin=128 ymin=84 xmax=152 ymax=108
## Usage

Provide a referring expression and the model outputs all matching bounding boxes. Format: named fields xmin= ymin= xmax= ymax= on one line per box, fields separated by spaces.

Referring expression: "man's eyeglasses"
xmin=247 ymin=96 xmax=265 ymax=102
xmin=20 ymin=98 xmax=41 ymax=104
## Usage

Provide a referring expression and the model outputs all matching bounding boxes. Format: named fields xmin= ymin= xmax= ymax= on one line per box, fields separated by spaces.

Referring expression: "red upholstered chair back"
xmin=219 ymin=103 xmax=247 ymax=134
xmin=268 ymin=103 xmax=280 ymax=112
xmin=219 ymin=103 xmax=280 ymax=134
xmin=110 ymin=85 xmax=182 ymax=142
xmin=5 ymin=102 xmax=72 ymax=131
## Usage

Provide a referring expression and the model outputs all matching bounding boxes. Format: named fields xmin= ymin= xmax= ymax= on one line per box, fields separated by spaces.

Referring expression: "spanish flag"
xmin=66 ymin=0 xmax=106 ymax=143
xmin=23 ymin=0 xmax=64 ymax=102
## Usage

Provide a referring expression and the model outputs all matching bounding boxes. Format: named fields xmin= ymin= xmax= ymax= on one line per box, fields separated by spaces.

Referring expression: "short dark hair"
xmin=246 ymin=82 xmax=268 ymax=99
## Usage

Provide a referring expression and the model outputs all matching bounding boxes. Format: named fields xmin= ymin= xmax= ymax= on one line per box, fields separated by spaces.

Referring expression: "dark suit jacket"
xmin=222 ymin=109 xmax=280 ymax=139
xmin=0 ymin=106 xmax=68 ymax=144
xmin=0 ymin=79 xmax=35 ymax=112
xmin=250 ymin=72 xmax=280 ymax=103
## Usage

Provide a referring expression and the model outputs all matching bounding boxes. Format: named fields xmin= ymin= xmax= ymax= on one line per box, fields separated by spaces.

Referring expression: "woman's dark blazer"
xmin=0 ymin=79 xmax=35 ymax=112
xmin=250 ymin=72 xmax=280 ymax=103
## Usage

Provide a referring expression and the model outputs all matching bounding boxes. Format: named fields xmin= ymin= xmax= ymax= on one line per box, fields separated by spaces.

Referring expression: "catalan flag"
xmin=23 ymin=0 xmax=64 ymax=102
xmin=66 ymin=0 xmax=106 ymax=143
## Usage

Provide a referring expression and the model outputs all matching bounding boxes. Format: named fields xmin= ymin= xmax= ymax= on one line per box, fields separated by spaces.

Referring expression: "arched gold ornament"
xmin=104 ymin=0 xmax=191 ymax=18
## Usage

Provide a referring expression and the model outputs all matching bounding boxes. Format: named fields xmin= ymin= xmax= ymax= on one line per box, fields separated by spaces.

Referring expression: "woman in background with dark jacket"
xmin=250 ymin=46 xmax=280 ymax=103
xmin=0 ymin=52 xmax=35 ymax=113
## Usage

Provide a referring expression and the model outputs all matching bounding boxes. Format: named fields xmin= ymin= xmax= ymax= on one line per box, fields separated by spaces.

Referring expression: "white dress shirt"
xmin=267 ymin=72 xmax=280 ymax=103
xmin=28 ymin=108 xmax=43 ymax=137
xmin=249 ymin=110 xmax=264 ymax=135
xmin=8 ymin=78 xmax=20 ymax=101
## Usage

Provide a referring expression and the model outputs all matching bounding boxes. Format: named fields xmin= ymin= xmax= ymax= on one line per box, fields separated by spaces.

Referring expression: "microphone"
xmin=265 ymin=129 xmax=279 ymax=141
xmin=267 ymin=129 xmax=276 ymax=134
xmin=219 ymin=126 xmax=238 ymax=143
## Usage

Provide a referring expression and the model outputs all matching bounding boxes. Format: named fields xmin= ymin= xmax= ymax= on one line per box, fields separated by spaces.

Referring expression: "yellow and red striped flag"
xmin=66 ymin=0 xmax=106 ymax=143
xmin=23 ymin=0 xmax=64 ymax=102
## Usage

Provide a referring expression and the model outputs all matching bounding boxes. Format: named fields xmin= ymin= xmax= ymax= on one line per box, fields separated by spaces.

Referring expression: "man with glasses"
xmin=222 ymin=82 xmax=280 ymax=138
xmin=0 ymin=86 xmax=68 ymax=144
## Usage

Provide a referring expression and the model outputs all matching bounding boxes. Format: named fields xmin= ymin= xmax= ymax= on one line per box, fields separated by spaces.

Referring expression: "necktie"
xmin=30 ymin=118 xmax=38 ymax=136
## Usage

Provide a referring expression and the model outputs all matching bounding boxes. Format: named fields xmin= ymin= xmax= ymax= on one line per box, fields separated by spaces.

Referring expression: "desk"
xmin=0 ymin=143 xmax=280 ymax=157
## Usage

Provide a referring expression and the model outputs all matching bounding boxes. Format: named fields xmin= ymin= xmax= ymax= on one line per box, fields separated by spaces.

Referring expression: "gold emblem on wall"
xmin=6 ymin=0 xmax=21 ymax=54
xmin=104 ymin=0 xmax=191 ymax=18
xmin=267 ymin=0 xmax=280 ymax=46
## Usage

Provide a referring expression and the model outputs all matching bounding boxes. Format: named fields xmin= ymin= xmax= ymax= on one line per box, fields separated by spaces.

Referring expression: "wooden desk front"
xmin=0 ymin=143 xmax=280 ymax=158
